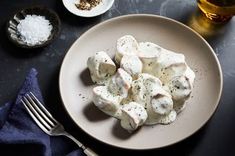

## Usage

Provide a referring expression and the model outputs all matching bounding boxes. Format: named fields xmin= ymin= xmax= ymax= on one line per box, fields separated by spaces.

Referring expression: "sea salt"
xmin=17 ymin=15 xmax=53 ymax=45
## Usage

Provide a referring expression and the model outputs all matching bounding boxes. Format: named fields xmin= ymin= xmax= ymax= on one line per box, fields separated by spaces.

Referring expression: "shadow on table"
xmin=83 ymin=102 xmax=110 ymax=122
xmin=112 ymin=120 xmax=135 ymax=140
xmin=80 ymin=68 xmax=93 ymax=86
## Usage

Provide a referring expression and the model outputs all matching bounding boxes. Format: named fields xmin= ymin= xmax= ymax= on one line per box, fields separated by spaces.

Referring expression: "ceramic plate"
xmin=62 ymin=0 xmax=114 ymax=17
xmin=59 ymin=14 xmax=223 ymax=149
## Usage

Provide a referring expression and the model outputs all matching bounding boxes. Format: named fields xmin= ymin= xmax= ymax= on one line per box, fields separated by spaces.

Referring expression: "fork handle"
xmin=83 ymin=147 xmax=99 ymax=156
xmin=63 ymin=132 xmax=99 ymax=156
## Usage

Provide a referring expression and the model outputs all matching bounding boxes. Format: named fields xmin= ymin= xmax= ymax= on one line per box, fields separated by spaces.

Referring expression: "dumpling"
xmin=120 ymin=102 xmax=147 ymax=132
xmin=157 ymin=49 xmax=186 ymax=69
xmin=131 ymin=73 xmax=175 ymax=125
xmin=165 ymin=66 xmax=195 ymax=102
xmin=138 ymin=42 xmax=162 ymax=58
xmin=166 ymin=75 xmax=192 ymax=101
xmin=115 ymin=35 xmax=139 ymax=64
xmin=155 ymin=50 xmax=187 ymax=84
xmin=153 ymin=49 xmax=195 ymax=113
xmin=146 ymin=89 xmax=175 ymax=125
xmin=151 ymin=90 xmax=173 ymax=115
xmin=108 ymin=68 xmax=132 ymax=98
xmin=138 ymin=42 xmax=161 ymax=73
xmin=164 ymin=74 xmax=193 ymax=113
xmin=87 ymin=51 xmax=116 ymax=84
xmin=120 ymin=55 xmax=143 ymax=77
xmin=93 ymin=86 xmax=122 ymax=118
xmin=131 ymin=73 xmax=162 ymax=108
xmin=170 ymin=66 xmax=195 ymax=113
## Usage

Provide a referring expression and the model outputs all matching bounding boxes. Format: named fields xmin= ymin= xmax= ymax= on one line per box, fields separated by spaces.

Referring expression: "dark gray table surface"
xmin=0 ymin=0 xmax=235 ymax=155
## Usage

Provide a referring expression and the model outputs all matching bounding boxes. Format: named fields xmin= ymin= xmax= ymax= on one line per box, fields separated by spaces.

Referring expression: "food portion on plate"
xmin=87 ymin=51 xmax=116 ymax=84
xmin=87 ymin=35 xmax=195 ymax=132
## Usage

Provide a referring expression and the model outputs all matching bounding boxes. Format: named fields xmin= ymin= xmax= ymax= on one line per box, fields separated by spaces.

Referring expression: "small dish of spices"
xmin=62 ymin=0 xmax=114 ymax=17
xmin=6 ymin=6 xmax=61 ymax=49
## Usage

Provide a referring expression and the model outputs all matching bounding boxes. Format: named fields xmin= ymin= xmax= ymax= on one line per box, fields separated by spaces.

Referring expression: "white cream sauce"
xmin=87 ymin=35 xmax=195 ymax=131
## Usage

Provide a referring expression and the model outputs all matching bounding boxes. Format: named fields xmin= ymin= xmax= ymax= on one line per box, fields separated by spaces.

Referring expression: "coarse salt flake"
xmin=17 ymin=15 xmax=53 ymax=45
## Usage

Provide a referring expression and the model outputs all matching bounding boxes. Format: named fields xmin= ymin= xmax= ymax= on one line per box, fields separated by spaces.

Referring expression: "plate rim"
xmin=59 ymin=14 xmax=223 ymax=150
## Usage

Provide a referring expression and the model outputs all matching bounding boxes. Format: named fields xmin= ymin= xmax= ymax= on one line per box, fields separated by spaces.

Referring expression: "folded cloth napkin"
xmin=0 ymin=68 xmax=85 ymax=156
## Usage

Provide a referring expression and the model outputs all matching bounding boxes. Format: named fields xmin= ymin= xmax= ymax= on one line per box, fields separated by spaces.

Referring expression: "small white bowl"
xmin=62 ymin=0 xmax=114 ymax=17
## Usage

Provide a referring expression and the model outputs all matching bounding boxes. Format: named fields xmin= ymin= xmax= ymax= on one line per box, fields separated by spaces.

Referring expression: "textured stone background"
xmin=0 ymin=0 xmax=234 ymax=155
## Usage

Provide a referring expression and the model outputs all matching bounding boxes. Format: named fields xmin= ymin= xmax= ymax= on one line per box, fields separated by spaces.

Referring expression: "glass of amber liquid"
xmin=197 ymin=0 xmax=235 ymax=22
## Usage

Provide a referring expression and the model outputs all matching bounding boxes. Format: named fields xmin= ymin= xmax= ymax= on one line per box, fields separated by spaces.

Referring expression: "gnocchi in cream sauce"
xmin=87 ymin=35 xmax=195 ymax=132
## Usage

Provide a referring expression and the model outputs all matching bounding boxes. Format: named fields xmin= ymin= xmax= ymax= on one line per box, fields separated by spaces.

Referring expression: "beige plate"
xmin=59 ymin=14 xmax=223 ymax=150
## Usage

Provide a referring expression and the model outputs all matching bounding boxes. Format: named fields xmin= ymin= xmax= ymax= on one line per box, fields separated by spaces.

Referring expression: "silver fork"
xmin=21 ymin=92 xmax=98 ymax=156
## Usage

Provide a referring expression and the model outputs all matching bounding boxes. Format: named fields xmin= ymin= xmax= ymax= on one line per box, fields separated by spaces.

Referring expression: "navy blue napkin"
xmin=0 ymin=68 xmax=85 ymax=156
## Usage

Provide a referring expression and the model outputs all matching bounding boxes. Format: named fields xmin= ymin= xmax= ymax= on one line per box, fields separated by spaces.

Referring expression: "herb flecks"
xmin=75 ymin=0 xmax=102 ymax=11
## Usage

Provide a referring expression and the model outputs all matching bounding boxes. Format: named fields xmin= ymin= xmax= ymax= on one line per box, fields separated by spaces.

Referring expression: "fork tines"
xmin=21 ymin=92 xmax=58 ymax=132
